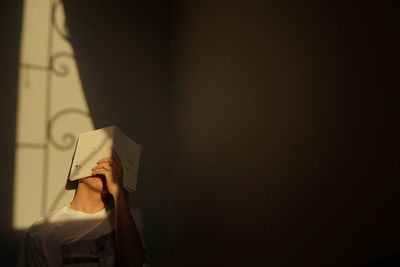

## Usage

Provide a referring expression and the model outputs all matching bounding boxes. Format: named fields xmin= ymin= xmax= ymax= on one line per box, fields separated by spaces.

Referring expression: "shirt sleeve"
xmin=17 ymin=231 xmax=47 ymax=267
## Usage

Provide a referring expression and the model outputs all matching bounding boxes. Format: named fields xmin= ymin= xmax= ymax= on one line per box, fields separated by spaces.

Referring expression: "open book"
xmin=68 ymin=126 xmax=141 ymax=192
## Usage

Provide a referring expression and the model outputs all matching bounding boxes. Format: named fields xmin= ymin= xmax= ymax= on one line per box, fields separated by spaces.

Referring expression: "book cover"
xmin=68 ymin=126 xmax=141 ymax=192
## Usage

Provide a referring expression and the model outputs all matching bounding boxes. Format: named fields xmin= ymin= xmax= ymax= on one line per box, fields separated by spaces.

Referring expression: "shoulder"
xmin=27 ymin=206 xmax=70 ymax=239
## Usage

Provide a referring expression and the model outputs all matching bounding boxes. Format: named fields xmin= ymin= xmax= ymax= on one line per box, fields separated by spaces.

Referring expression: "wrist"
xmin=111 ymin=186 xmax=126 ymax=201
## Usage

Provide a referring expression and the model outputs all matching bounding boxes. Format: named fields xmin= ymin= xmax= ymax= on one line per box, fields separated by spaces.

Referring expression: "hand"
xmin=91 ymin=150 xmax=124 ymax=198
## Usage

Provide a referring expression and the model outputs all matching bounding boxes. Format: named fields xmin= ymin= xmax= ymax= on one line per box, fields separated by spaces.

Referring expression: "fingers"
xmin=97 ymin=157 xmax=112 ymax=164
xmin=91 ymin=168 xmax=108 ymax=177
xmin=93 ymin=152 xmax=122 ymax=173
xmin=92 ymin=163 xmax=112 ymax=172
xmin=98 ymin=151 xmax=122 ymax=168
xmin=94 ymin=152 xmax=122 ymax=177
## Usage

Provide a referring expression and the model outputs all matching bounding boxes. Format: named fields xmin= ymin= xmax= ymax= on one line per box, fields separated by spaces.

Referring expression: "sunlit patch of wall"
xmin=13 ymin=0 xmax=93 ymax=229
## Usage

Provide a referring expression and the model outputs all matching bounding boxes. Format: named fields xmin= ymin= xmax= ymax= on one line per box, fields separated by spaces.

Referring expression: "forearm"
xmin=114 ymin=190 xmax=145 ymax=267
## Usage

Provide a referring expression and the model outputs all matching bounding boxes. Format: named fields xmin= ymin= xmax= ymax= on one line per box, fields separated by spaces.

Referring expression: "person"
xmin=18 ymin=150 xmax=149 ymax=267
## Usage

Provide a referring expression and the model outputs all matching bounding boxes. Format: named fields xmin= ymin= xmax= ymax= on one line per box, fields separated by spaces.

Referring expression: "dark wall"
xmin=170 ymin=1 xmax=400 ymax=266
xmin=62 ymin=0 xmax=170 ymax=266
xmin=0 ymin=0 xmax=24 ymax=266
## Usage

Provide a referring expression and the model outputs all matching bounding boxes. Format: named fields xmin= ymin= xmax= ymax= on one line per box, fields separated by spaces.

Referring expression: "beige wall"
xmin=170 ymin=1 xmax=400 ymax=266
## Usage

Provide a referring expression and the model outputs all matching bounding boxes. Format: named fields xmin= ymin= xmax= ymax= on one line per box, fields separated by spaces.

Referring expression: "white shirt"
xmin=18 ymin=204 xmax=148 ymax=267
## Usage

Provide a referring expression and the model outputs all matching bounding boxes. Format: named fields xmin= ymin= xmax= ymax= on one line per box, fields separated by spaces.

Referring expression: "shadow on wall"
xmin=169 ymin=0 xmax=400 ymax=266
xmin=62 ymin=0 xmax=169 ymax=265
xmin=361 ymin=255 xmax=400 ymax=267
xmin=0 ymin=0 xmax=24 ymax=266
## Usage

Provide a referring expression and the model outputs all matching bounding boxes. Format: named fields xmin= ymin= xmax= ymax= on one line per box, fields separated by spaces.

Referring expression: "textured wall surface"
xmin=169 ymin=1 xmax=400 ymax=266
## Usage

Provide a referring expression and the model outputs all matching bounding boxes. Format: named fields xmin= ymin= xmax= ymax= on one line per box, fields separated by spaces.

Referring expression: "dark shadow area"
xmin=361 ymin=254 xmax=400 ymax=267
xmin=170 ymin=0 xmax=400 ymax=266
xmin=0 ymin=0 xmax=24 ymax=266
xmin=62 ymin=0 xmax=169 ymax=265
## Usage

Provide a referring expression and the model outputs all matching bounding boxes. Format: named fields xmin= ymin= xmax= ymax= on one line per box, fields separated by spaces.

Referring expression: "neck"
xmin=70 ymin=183 xmax=106 ymax=213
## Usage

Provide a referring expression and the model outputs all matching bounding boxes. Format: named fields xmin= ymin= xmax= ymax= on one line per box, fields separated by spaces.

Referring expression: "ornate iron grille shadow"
xmin=17 ymin=0 xmax=91 ymax=216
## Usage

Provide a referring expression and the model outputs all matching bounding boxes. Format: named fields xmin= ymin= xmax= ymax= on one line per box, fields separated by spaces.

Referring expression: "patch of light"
xmin=13 ymin=0 xmax=94 ymax=229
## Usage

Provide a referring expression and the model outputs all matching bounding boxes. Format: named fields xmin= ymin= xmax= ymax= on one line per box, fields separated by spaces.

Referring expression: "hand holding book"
xmin=91 ymin=150 xmax=124 ymax=197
